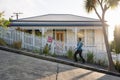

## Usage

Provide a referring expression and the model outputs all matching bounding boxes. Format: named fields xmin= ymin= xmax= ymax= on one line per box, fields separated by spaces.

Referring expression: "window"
xmin=86 ymin=30 xmax=94 ymax=46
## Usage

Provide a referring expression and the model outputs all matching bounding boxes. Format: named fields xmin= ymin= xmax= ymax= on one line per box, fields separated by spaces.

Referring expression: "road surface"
xmin=0 ymin=50 xmax=120 ymax=80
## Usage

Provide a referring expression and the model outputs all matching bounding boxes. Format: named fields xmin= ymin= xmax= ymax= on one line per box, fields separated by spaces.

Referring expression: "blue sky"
xmin=0 ymin=0 xmax=120 ymax=41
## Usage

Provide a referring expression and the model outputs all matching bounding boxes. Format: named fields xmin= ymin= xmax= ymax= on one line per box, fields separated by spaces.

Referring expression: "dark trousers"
xmin=74 ymin=50 xmax=85 ymax=63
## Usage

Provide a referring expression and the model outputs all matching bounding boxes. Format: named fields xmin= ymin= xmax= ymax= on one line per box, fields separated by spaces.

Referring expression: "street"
xmin=0 ymin=49 xmax=120 ymax=80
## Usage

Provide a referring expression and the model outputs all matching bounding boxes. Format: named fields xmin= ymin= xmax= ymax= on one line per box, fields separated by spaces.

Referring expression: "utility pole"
xmin=13 ymin=12 xmax=23 ymax=20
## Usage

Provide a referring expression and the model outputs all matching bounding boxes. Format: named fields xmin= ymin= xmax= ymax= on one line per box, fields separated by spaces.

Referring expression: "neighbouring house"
xmin=9 ymin=14 xmax=107 ymax=55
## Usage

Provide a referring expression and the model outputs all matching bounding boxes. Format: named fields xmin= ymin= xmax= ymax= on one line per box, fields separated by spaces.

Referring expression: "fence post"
xmin=41 ymin=27 xmax=45 ymax=49
xmin=51 ymin=40 xmax=55 ymax=54
xmin=21 ymin=32 xmax=24 ymax=48
xmin=32 ymin=34 xmax=35 ymax=50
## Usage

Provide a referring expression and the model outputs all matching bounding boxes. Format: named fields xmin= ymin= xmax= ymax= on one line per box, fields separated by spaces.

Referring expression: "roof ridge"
xmin=18 ymin=14 xmax=100 ymax=21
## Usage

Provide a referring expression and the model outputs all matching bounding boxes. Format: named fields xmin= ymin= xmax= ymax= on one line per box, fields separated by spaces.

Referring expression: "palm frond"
xmin=85 ymin=0 xmax=97 ymax=13
xmin=106 ymin=0 xmax=120 ymax=8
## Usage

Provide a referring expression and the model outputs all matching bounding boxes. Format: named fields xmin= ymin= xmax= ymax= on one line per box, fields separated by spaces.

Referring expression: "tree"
xmin=0 ymin=11 xmax=10 ymax=28
xmin=114 ymin=25 xmax=120 ymax=54
xmin=109 ymin=40 xmax=115 ymax=52
xmin=85 ymin=0 xmax=120 ymax=71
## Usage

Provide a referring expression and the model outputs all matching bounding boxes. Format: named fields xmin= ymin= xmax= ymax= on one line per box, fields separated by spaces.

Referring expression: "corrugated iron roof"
xmin=17 ymin=14 xmax=100 ymax=21
xmin=10 ymin=14 xmax=104 ymax=27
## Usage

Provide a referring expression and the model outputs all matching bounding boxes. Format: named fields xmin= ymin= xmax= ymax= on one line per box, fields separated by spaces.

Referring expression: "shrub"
xmin=115 ymin=60 xmax=120 ymax=72
xmin=51 ymin=53 xmax=57 ymax=57
xmin=43 ymin=44 xmax=49 ymax=55
xmin=0 ymin=38 xmax=7 ymax=46
xmin=97 ymin=59 xmax=106 ymax=66
xmin=87 ymin=51 xmax=94 ymax=63
xmin=12 ymin=41 xmax=22 ymax=49
xmin=67 ymin=48 xmax=73 ymax=59
xmin=33 ymin=48 xmax=40 ymax=54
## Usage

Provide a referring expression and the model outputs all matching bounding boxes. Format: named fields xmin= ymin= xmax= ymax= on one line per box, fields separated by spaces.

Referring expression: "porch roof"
xmin=10 ymin=21 xmax=103 ymax=27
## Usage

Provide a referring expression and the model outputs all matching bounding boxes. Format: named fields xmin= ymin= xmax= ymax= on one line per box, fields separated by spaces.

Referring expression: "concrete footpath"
xmin=0 ymin=49 xmax=120 ymax=80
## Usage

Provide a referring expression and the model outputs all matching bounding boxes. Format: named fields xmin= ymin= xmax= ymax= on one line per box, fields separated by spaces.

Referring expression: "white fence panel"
xmin=23 ymin=33 xmax=33 ymax=50
xmin=54 ymin=41 xmax=66 ymax=55
xmin=34 ymin=36 xmax=42 ymax=49
xmin=0 ymin=28 xmax=43 ymax=51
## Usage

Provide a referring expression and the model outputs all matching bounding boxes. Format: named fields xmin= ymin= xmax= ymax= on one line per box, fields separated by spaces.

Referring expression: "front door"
xmin=54 ymin=30 xmax=65 ymax=54
xmin=56 ymin=31 xmax=64 ymax=42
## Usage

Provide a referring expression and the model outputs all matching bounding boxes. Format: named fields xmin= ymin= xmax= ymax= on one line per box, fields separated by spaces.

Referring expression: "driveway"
xmin=0 ymin=49 xmax=120 ymax=80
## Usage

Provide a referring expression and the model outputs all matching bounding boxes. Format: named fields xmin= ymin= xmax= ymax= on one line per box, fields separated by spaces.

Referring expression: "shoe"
xmin=74 ymin=60 xmax=78 ymax=62
xmin=81 ymin=61 xmax=85 ymax=64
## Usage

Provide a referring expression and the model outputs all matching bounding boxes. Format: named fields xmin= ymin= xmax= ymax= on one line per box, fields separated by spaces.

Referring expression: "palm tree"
xmin=85 ymin=0 xmax=120 ymax=71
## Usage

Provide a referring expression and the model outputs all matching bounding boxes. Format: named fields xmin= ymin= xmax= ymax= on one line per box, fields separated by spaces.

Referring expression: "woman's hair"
xmin=79 ymin=38 xmax=82 ymax=41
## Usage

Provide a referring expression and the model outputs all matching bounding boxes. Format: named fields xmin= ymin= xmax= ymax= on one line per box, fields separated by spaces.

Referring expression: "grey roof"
xmin=19 ymin=14 xmax=100 ymax=21
xmin=10 ymin=14 xmax=103 ymax=27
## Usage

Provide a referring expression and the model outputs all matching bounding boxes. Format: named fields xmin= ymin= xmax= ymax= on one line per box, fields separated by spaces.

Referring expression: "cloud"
xmin=0 ymin=0 xmax=47 ymax=19
xmin=0 ymin=0 xmax=85 ymax=19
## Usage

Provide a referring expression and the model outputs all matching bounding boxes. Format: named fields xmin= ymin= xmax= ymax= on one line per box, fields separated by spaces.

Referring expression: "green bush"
xmin=0 ymin=38 xmax=7 ymax=46
xmin=51 ymin=53 xmax=57 ymax=57
xmin=33 ymin=48 xmax=40 ymax=54
xmin=87 ymin=51 xmax=94 ymax=63
xmin=97 ymin=59 xmax=106 ymax=66
xmin=115 ymin=60 xmax=120 ymax=72
xmin=43 ymin=44 xmax=49 ymax=55
xmin=12 ymin=41 xmax=22 ymax=49
xmin=67 ymin=48 xmax=73 ymax=59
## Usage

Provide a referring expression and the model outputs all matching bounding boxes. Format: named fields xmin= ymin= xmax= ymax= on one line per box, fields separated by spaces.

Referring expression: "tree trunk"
xmin=102 ymin=22 xmax=116 ymax=71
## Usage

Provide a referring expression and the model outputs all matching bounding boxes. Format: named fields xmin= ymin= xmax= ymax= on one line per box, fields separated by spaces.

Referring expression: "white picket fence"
xmin=1 ymin=28 xmax=120 ymax=65
xmin=0 ymin=28 xmax=105 ymax=55
xmin=0 ymin=29 xmax=44 ymax=50
xmin=0 ymin=28 xmax=66 ymax=55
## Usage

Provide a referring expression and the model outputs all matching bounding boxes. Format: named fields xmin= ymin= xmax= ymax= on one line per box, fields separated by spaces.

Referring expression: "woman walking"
xmin=74 ymin=38 xmax=85 ymax=63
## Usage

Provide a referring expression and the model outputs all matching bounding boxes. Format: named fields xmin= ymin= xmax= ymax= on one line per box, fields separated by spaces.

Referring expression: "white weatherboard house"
xmin=10 ymin=14 xmax=107 ymax=55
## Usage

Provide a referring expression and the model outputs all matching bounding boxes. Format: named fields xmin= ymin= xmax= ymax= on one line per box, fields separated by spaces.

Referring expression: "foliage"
xmin=39 ymin=48 xmax=43 ymax=54
xmin=85 ymin=0 xmax=120 ymax=13
xmin=16 ymin=27 xmax=25 ymax=32
xmin=114 ymin=60 xmax=120 ymax=72
xmin=97 ymin=59 xmax=106 ymax=66
xmin=0 ymin=11 xmax=10 ymax=28
xmin=87 ymin=51 xmax=94 ymax=63
xmin=43 ymin=44 xmax=50 ymax=55
xmin=33 ymin=48 xmax=41 ymax=54
xmin=51 ymin=53 xmax=57 ymax=57
xmin=67 ymin=48 xmax=74 ymax=59
xmin=0 ymin=38 xmax=7 ymax=46
xmin=85 ymin=0 xmax=97 ymax=13
xmin=109 ymin=40 xmax=115 ymax=52
xmin=12 ymin=41 xmax=22 ymax=49
xmin=35 ymin=30 xmax=42 ymax=36
xmin=114 ymin=25 xmax=120 ymax=54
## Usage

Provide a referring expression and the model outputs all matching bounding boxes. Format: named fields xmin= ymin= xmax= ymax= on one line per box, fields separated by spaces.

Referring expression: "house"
xmin=10 ymin=14 xmax=107 ymax=54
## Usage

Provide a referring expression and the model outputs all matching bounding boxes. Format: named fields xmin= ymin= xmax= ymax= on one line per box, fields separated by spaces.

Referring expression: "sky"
xmin=0 ymin=0 xmax=120 ymax=41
